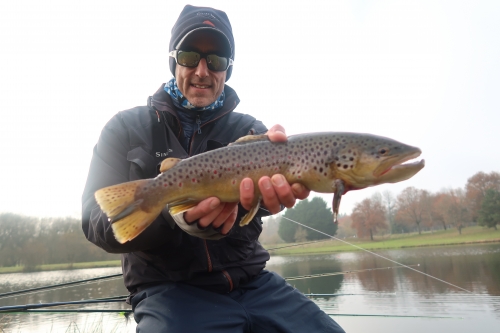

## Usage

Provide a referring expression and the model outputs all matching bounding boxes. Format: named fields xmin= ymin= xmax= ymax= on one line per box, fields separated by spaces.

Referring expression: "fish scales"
xmin=95 ymin=132 xmax=425 ymax=243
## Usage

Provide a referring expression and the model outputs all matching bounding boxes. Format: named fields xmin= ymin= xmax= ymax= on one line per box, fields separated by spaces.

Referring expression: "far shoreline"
xmin=1 ymin=226 xmax=498 ymax=274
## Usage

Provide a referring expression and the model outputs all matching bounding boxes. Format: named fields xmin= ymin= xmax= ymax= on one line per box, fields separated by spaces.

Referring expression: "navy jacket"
xmin=82 ymin=84 xmax=271 ymax=295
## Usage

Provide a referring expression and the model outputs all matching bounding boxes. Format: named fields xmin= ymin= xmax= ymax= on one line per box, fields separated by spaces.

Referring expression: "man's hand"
xmin=183 ymin=124 xmax=310 ymax=235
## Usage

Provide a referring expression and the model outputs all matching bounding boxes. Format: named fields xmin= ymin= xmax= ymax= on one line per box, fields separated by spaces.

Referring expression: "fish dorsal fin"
xmin=159 ymin=158 xmax=181 ymax=173
xmin=230 ymin=134 xmax=269 ymax=146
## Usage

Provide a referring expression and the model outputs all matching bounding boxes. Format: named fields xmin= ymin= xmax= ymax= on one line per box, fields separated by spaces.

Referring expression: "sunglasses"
xmin=169 ymin=50 xmax=233 ymax=72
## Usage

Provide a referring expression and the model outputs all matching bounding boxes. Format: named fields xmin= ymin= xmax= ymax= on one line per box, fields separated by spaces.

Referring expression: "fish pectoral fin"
xmin=94 ymin=179 xmax=163 ymax=244
xmin=230 ymin=134 xmax=269 ymax=146
xmin=168 ymin=200 xmax=199 ymax=216
xmin=332 ymin=179 xmax=346 ymax=224
xmin=159 ymin=158 xmax=181 ymax=173
xmin=239 ymin=198 xmax=261 ymax=226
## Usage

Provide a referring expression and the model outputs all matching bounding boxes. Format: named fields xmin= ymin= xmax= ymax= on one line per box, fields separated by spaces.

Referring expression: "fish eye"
xmin=379 ymin=148 xmax=388 ymax=155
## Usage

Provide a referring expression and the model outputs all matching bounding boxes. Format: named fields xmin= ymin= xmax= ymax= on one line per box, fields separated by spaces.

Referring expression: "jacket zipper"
xmin=190 ymin=102 xmax=237 ymax=274
xmin=203 ymin=240 xmax=212 ymax=272
xmin=188 ymin=102 xmax=236 ymax=156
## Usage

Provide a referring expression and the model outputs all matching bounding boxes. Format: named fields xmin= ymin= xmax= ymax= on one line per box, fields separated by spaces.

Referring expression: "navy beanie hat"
xmin=169 ymin=5 xmax=235 ymax=81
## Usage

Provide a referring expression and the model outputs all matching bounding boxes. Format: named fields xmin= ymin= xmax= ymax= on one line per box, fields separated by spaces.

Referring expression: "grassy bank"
xmin=0 ymin=260 xmax=121 ymax=274
xmin=265 ymin=226 xmax=500 ymax=255
xmin=1 ymin=227 xmax=499 ymax=274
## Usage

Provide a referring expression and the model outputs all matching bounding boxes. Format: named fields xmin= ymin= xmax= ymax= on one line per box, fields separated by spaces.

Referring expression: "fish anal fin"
xmin=169 ymin=201 xmax=198 ymax=216
xmin=231 ymin=134 xmax=269 ymax=146
xmin=111 ymin=207 xmax=163 ymax=243
xmin=160 ymin=158 xmax=181 ymax=173
xmin=239 ymin=198 xmax=261 ymax=226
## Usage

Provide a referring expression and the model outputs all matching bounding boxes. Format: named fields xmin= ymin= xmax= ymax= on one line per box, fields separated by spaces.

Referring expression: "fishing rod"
xmin=272 ymin=210 xmax=474 ymax=294
xmin=327 ymin=313 xmax=463 ymax=319
xmin=0 ymin=296 xmax=128 ymax=313
xmin=0 ymin=309 xmax=133 ymax=314
xmin=0 ymin=273 xmax=123 ymax=300
xmin=0 ymin=309 xmax=459 ymax=319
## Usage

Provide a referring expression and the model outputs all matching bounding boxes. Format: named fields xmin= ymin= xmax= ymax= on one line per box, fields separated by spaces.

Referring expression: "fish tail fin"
xmin=94 ymin=179 xmax=164 ymax=244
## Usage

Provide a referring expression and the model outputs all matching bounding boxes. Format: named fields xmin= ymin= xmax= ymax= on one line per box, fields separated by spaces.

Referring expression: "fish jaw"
xmin=375 ymin=157 xmax=425 ymax=184
xmin=332 ymin=141 xmax=424 ymax=190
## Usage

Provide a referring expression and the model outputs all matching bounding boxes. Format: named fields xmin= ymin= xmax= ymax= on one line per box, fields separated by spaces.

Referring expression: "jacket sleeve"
xmin=81 ymin=113 xmax=175 ymax=253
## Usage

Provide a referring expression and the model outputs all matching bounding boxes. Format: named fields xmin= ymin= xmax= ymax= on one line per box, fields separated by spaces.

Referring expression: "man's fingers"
xmin=291 ymin=183 xmax=310 ymax=200
xmin=220 ymin=207 xmax=239 ymax=235
xmin=258 ymin=176 xmax=281 ymax=214
xmin=239 ymin=178 xmax=255 ymax=211
xmin=266 ymin=124 xmax=287 ymax=142
xmin=271 ymin=174 xmax=296 ymax=208
xmin=184 ymin=197 xmax=221 ymax=224
xmin=210 ymin=203 xmax=238 ymax=230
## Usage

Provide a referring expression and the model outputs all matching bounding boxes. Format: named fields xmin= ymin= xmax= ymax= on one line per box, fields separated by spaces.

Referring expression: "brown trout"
xmin=95 ymin=132 xmax=424 ymax=243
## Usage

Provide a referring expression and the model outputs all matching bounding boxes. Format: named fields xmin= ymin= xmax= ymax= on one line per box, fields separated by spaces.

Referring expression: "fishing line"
xmin=270 ymin=210 xmax=473 ymax=293
xmin=284 ymin=264 xmax=419 ymax=281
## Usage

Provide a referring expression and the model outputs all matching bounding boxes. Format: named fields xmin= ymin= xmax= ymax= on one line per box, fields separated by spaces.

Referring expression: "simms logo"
xmin=156 ymin=149 xmax=173 ymax=157
xmin=196 ymin=12 xmax=220 ymax=22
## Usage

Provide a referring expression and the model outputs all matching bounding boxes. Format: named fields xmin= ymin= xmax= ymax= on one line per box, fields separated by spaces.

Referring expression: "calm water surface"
xmin=1 ymin=243 xmax=499 ymax=332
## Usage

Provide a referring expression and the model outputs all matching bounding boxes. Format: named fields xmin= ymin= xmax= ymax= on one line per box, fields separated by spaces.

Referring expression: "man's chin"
xmin=186 ymin=97 xmax=214 ymax=108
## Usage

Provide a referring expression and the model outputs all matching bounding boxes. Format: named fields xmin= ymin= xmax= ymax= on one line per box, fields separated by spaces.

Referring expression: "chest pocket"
xmin=127 ymin=147 xmax=158 ymax=180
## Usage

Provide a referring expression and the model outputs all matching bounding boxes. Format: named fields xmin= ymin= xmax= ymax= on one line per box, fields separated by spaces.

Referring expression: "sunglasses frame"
xmin=169 ymin=50 xmax=233 ymax=72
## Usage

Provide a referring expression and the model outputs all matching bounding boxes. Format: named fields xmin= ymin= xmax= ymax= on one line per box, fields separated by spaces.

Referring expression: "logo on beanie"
xmin=196 ymin=12 xmax=220 ymax=23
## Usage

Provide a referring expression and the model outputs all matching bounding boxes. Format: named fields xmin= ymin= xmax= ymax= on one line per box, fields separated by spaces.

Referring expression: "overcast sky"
xmin=1 ymin=0 xmax=499 ymax=218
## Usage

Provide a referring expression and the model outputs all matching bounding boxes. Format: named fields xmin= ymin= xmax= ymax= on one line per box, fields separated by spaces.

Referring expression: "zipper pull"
xmin=196 ymin=115 xmax=202 ymax=134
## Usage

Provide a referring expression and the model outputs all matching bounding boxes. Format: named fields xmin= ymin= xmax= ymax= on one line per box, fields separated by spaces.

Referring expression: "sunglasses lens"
xmin=177 ymin=51 xmax=201 ymax=67
xmin=206 ymin=55 xmax=228 ymax=71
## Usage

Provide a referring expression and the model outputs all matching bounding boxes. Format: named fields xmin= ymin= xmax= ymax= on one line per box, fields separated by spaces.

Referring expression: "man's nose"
xmin=195 ymin=58 xmax=209 ymax=78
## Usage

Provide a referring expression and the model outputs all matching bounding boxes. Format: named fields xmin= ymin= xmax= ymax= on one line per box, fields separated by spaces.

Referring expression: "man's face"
xmin=175 ymin=31 xmax=228 ymax=108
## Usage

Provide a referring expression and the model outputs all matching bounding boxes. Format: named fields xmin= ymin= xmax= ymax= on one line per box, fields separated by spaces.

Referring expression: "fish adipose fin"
xmin=231 ymin=134 xmax=269 ymax=145
xmin=95 ymin=179 xmax=163 ymax=244
xmin=159 ymin=158 xmax=181 ymax=173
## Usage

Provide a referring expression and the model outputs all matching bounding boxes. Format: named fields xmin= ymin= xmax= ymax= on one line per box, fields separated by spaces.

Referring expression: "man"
xmin=82 ymin=5 xmax=345 ymax=333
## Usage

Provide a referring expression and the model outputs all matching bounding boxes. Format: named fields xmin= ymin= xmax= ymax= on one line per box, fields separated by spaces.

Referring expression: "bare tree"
xmin=382 ymin=190 xmax=396 ymax=233
xmin=395 ymin=187 xmax=429 ymax=234
xmin=444 ymin=188 xmax=470 ymax=234
xmin=351 ymin=198 xmax=388 ymax=240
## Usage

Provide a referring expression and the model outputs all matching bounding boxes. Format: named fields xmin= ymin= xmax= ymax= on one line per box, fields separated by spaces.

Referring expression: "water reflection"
xmin=0 ymin=268 xmax=133 ymax=332
xmin=1 ymin=244 xmax=499 ymax=332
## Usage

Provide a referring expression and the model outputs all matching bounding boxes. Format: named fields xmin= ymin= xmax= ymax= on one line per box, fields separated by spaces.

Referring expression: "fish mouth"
xmin=374 ymin=149 xmax=425 ymax=182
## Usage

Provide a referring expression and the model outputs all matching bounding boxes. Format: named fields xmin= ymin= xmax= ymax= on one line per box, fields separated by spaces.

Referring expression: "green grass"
xmin=266 ymin=226 xmax=500 ymax=255
xmin=1 ymin=227 xmax=499 ymax=274
xmin=0 ymin=260 xmax=121 ymax=274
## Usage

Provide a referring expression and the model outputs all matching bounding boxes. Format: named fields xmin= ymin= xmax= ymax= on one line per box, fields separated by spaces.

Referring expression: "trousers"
xmin=131 ymin=270 xmax=345 ymax=333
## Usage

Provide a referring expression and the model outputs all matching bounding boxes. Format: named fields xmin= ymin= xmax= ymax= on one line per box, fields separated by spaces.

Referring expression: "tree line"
xmin=350 ymin=171 xmax=500 ymax=239
xmin=0 ymin=213 xmax=118 ymax=269
xmin=262 ymin=170 xmax=500 ymax=244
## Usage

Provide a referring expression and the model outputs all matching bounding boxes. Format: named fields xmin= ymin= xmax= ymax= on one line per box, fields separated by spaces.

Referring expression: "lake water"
xmin=1 ymin=243 xmax=499 ymax=332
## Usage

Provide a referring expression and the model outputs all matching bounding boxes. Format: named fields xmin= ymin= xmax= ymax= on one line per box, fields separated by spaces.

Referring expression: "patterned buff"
xmin=164 ymin=78 xmax=225 ymax=111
